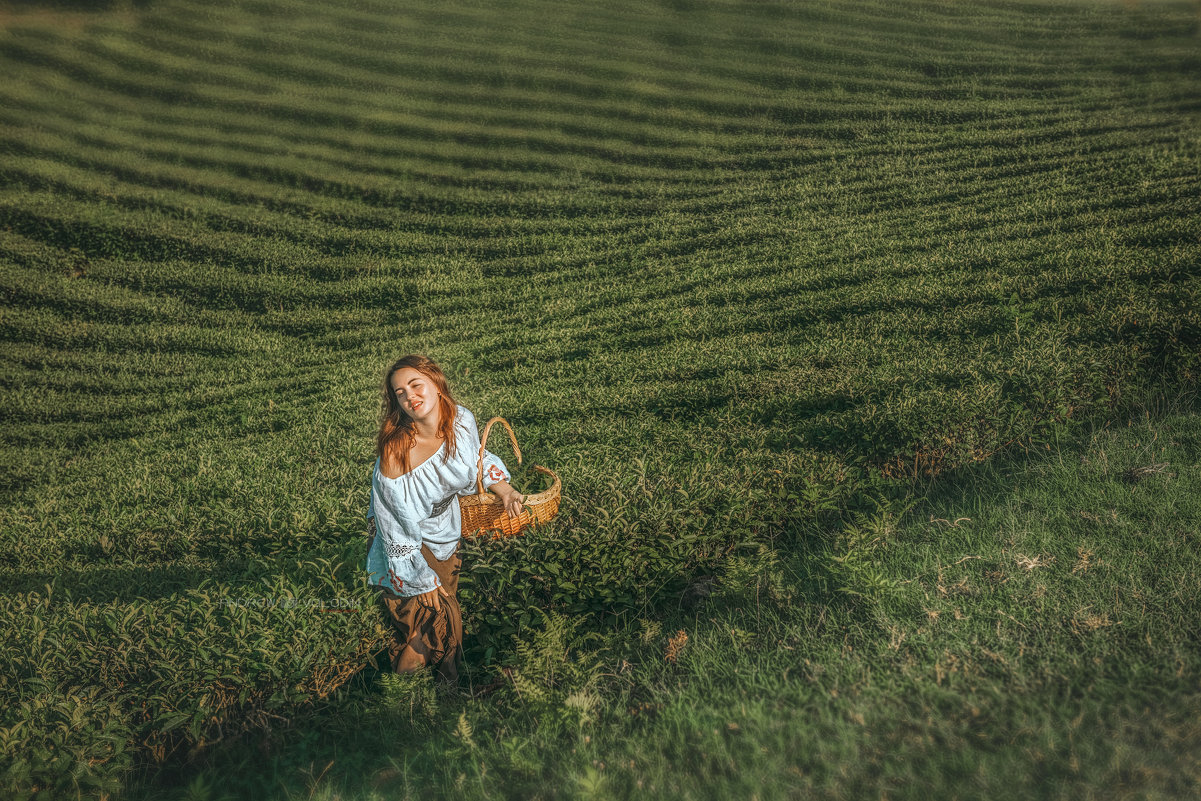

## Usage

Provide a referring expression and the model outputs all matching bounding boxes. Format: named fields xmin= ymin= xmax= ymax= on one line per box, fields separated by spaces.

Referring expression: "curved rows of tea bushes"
xmin=1 ymin=0 xmax=1198 ymax=795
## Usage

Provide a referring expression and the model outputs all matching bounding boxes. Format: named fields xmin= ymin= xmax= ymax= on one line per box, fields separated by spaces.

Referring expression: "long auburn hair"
xmin=376 ymin=355 xmax=458 ymax=474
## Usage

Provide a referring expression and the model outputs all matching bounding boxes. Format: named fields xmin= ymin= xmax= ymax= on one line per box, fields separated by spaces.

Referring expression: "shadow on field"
xmin=1 ymin=0 xmax=153 ymax=8
xmin=1 ymin=558 xmax=267 ymax=603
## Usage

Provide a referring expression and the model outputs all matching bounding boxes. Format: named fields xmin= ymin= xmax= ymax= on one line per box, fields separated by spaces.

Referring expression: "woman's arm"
xmin=370 ymin=481 xmax=442 ymax=598
xmin=461 ymin=407 xmax=524 ymax=517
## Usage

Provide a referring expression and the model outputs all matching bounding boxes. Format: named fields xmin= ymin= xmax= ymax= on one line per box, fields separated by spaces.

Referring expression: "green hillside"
xmin=1 ymin=0 xmax=1198 ymax=797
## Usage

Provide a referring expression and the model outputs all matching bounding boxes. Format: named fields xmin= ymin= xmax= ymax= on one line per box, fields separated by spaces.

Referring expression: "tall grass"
xmin=134 ymin=393 xmax=1201 ymax=800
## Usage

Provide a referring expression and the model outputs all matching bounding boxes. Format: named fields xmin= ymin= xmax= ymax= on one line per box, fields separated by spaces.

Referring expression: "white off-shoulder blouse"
xmin=365 ymin=405 xmax=510 ymax=597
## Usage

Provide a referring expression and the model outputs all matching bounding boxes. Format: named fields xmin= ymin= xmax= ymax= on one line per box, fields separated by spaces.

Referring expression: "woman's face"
xmin=390 ymin=367 xmax=440 ymax=424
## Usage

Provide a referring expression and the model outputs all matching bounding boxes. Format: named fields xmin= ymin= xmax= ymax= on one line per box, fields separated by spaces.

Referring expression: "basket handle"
xmin=476 ymin=416 xmax=523 ymax=495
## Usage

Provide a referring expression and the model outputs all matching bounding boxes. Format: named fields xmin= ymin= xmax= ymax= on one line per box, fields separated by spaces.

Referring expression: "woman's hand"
xmin=487 ymin=480 xmax=526 ymax=516
xmin=418 ymin=584 xmax=450 ymax=613
xmin=505 ymin=492 xmax=525 ymax=518
xmin=491 ymin=480 xmax=525 ymax=518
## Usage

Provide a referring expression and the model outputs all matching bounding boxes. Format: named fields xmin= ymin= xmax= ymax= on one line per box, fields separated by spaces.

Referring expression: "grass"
xmin=1 ymin=0 xmax=1199 ymax=797
xmin=130 ymin=391 xmax=1201 ymax=800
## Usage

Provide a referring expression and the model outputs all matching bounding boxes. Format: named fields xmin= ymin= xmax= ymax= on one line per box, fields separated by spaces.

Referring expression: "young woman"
xmin=365 ymin=355 xmax=524 ymax=684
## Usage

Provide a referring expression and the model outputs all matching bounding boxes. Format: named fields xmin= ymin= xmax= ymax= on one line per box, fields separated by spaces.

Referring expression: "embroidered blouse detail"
xmin=429 ymin=494 xmax=457 ymax=518
xmin=365 ymin=406 xmax=510 ymax=598
xmin=385 ymin=542 xmax=420 ymax=559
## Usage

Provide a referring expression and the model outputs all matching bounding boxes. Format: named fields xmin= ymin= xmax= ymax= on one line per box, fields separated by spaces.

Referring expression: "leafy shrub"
xmin=458 ymin=458 xmax=854 ymax=657
xmin=825 ymin=506 xmax=912 ymax=604
xmin=0 ymin=686 xmax=133 ymax=801
xmin=0 ymin=561 xmax=390 ymax=797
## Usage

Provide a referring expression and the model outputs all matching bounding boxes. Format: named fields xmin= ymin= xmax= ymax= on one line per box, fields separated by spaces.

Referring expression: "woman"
xmin=365 ymin=355 xmax=524 ymax=684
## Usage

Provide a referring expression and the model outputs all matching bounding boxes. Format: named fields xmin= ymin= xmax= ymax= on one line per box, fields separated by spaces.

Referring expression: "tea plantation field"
xmin=1 ymin=0 xmax=1198 ymax=797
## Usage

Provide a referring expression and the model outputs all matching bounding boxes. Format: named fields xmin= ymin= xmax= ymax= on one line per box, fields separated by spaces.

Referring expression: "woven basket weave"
xmin=459 ymin=417 xmax=561 ymax=539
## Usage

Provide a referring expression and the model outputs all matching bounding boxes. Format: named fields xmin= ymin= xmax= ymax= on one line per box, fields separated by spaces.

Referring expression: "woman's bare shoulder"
xmin=378 ymin=452 xmax=406 ymax=480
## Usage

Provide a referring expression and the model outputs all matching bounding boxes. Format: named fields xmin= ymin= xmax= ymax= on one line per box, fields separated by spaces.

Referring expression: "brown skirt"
xmin=375 ymin=542 xmax=463 ymax=683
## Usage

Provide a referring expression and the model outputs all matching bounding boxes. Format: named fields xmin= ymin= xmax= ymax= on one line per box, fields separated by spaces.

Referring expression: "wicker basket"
xmin=459 ymin=416 xmax=561 ymax=539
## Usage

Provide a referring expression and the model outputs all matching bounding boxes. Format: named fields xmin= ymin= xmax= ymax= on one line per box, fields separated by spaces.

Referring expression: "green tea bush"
xmin=458 ymin=457 xmax=856 ymax=657
xmin=825 ymin=509 xmax=909 ymax=605
xmin=0 ymin=561 xmax=389 ymax=797
xmin=0 ymin=686 xmax=134 ymax=801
